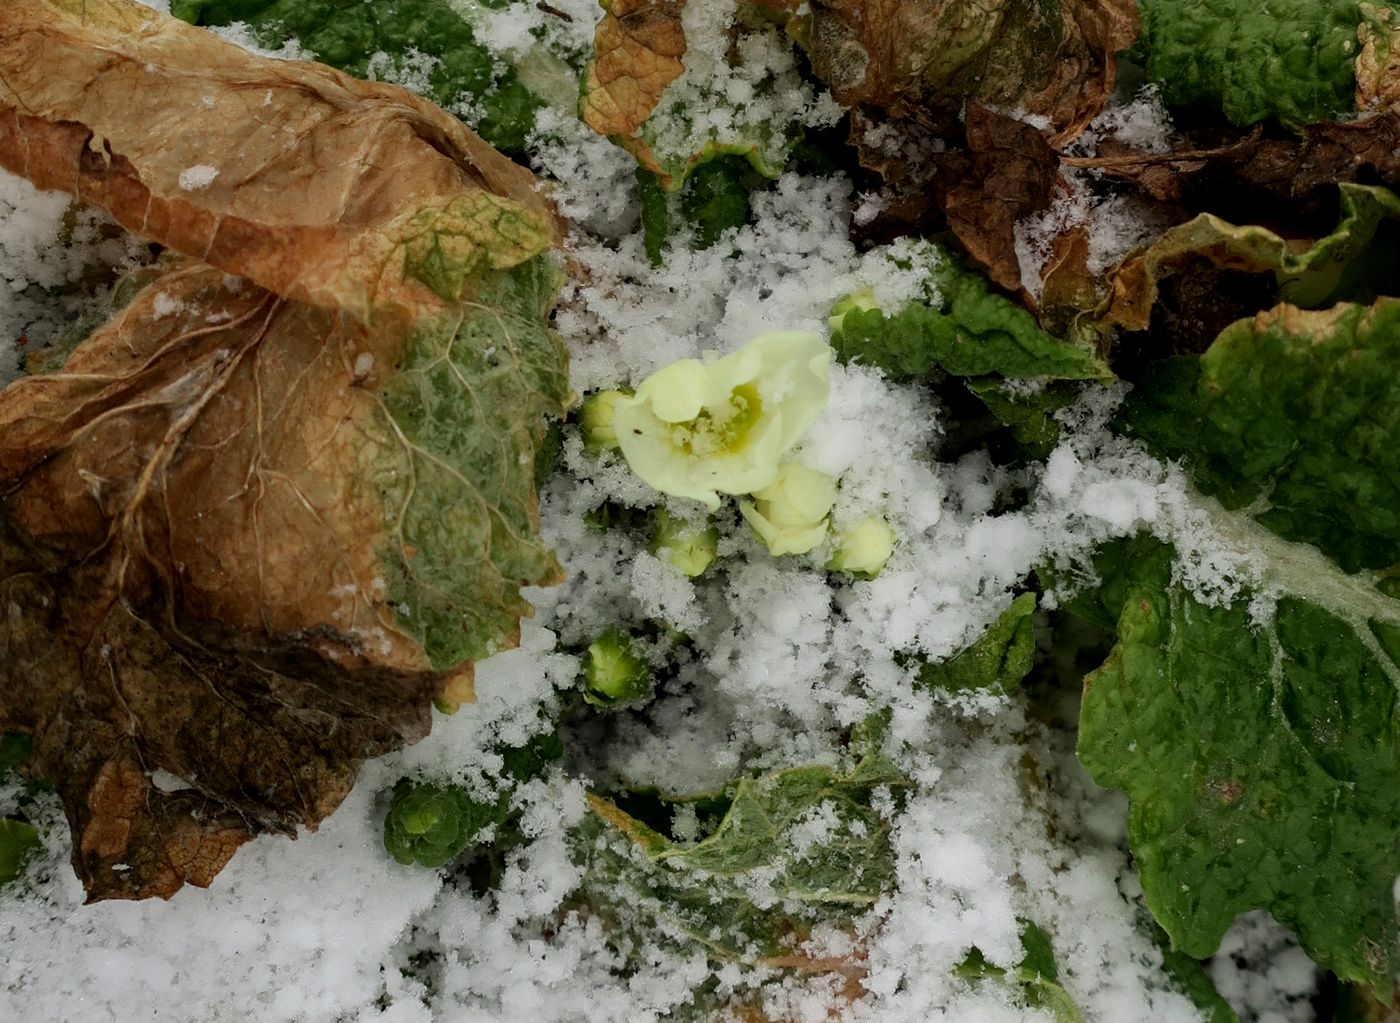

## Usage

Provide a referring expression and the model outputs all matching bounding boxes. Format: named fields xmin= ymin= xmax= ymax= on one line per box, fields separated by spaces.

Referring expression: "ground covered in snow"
xmin=0 ymin=2 xmax=1339 ymax=1021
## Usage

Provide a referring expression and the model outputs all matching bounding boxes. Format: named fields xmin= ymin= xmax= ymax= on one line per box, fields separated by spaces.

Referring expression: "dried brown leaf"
xmin=1358 ymin=3 xmax=1400 ymax=113
xmin=581 ymin=0 xmax=687 ymax=161
xmin=0 ymin=0 xmax=559 ymax=319
xmin=1222 ymin=111 xmax=1400 ymax=202
xmin=0 ymin=0 xmax=569 ymax=900
xmin=807 ymin=0 xmax=1137 ymax=145
xmin=935 ymin=106 xmax=1063 ymax=295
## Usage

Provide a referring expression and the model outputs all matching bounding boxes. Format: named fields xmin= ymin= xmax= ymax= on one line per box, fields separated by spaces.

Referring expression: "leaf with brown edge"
xmin=0 ymin=0 xmax=570 ymax=901
xmin=1100 ymin=183 xmax=1400 ymax=334
xmin=806 ymin=0 xmax=1138 ymax=145
xmin=580 ymin=0 xmax=688 ymax=172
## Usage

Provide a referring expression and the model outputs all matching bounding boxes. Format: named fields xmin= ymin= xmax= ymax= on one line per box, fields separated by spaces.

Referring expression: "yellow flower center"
xmin=668 ymin=383 xmax=764 ymax=457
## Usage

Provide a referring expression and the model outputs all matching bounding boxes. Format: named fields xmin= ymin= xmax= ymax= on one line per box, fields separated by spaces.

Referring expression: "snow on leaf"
xmin=909 ymin=592 xmax=1038 ymax=695
xmin=579 ymin=755 xmax=907 ymax=963
xmin=1076 ymin=537 xmax=1400 ymax=996
xmin=0 ymin=0 xmax=569 ymax=901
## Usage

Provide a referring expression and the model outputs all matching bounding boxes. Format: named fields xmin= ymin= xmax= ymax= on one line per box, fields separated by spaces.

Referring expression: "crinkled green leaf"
xmin=832 ymin=249 xmax=1109 ymax=382
xmin=1126 ymin=298 xmax=1400 ymax=573
xmin=1104 ymin=184 xmax=1400 ymax=334
xmin=172 ymin=0 xmax=544 ymax=154
xmin=1134 ymin=0 xmax=1388 ymax=127
xmin=1077 ymin=535 xmax=1400 ymax=995
xmin=965 ymin=379 xmax=1084 ymax=460
xmin=910 ymin=592 xmax=1037 ymax=694
xmin=579 ymin=755 xmax=907 ymax=961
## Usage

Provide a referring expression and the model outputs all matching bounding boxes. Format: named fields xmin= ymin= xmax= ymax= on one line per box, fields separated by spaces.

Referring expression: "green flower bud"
xmin=582 ymin=627 xmax=652 ymax=707
xmin=649 ymin=509 xmax=719 ymax=577
xmin=383 ymin=780 xmax=501 ymax=869
xmin=827 ymin=286 xmax=878 ymax=337
xmin=581 ymin=389 xmax=628 ymax=456
xmin=828 ymin=517 xmax=897 ymax=578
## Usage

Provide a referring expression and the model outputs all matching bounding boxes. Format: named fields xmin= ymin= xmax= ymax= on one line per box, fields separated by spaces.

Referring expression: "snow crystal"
xmin=177 ymin=165 xmax=219 ymax=191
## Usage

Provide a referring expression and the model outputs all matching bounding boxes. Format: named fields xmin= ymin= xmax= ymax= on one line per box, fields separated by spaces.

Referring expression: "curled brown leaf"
xmin=807 ymin=0 xmax=1137 ymax=145
xmin=0 ymin=0 xmax=569 ymax=900
xmin=935 ymin=106 xmax=1063 ymax=296
xmin=581 ymin=0 xmax=688 ymax=170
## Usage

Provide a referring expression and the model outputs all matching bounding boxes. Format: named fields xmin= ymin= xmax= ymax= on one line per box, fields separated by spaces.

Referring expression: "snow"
xmin=0 ymin=4 xmax=1340 ymax=1023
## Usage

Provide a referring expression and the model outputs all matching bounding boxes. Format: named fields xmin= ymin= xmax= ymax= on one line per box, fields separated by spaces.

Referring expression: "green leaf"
xmin=171 ymin=0 xmax=544 ymax=154
xmin=376 ymin=255 xmax=571 ymax=669
xmin=911 ymin=592 xmax=1038 ymax=694
xmin=831 ymin=248 xmax=1109 ymax=382
xmin=1134 ymin=0 xmax=1380 ymax=127
xmin=1076 ymin=535 xmax=1400 ymax=995
xmin=964 ymin=379 xmax=1084 ymax=461
xmin=678 ymin=156 xmax=753 ymax=249
xmin=1126 ymin=298 xmax=1400 ymax=573
xmin=579 ymin=755 xmax=907 ymax=961
xmin=0 ymin=818 xmax=41 ymax=886
xmin=637 ymin=166 xmax=670 ymax=267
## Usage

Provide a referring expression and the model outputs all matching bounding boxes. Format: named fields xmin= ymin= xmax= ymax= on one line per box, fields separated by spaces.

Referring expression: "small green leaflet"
xmin=911 ymin=592 xmax=1037 ymax=694
xmin=1075 ymin=537 xmax=1400 ymax=995
xmin=955 ymin=918 xmax=1082 ymax=1022
xmin=579 ymin=755 xmax=907 ymax=961
xmin=831 ymin=249 xmax=1109 ymax=382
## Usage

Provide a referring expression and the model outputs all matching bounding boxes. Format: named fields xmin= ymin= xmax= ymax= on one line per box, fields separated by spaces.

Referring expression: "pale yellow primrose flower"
xmin=613 ymin=331 xmax=831 ymax=509
xmin=740 ymin=462 xmax=838 ymax=556
xmin=828 ymin=517 xmax=897 ymax=577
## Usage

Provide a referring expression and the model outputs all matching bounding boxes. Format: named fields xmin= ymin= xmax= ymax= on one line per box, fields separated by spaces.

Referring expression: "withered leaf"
xmin=806 ymin=0 xmax=1138 ymax=145
xmin=1101 ymin=183 xmax=1400 ymax=334
xmin=1222 ymin=110 xmax=1400 ymax=203
xmin=0 ymin=0 xmax=569 ymax=900
xmin=935 ymin=106 xmax=1063 ymax=296
xmin=580 ymin=0 xmax=688 ymax=175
